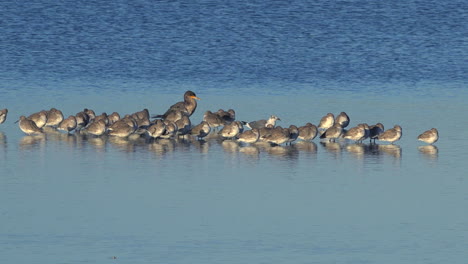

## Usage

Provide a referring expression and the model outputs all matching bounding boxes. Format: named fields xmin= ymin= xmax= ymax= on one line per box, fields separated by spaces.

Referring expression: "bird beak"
xmin=191 ymin=96 xmax=201 ymax=100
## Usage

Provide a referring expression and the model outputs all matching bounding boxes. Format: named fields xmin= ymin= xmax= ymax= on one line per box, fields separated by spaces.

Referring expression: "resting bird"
xmin=335 ymin=112 xmax=350 ymax=128
xmin=320 ymin=123 xmax=343 ymax=142
xmin=377 ymin=125 xmax=402 ymax=144
xmin=0 ymin=109 xmax=8 ymax=124
xmin=246 ymin=115 xmax=280 ymax=129
xmin=417 ymin=128 xmax=439 ymax=145
xmin=153 ymin=91 xmax=200 ymax=119
xmin=18 ymin=116 xmax=43 ymax=135
xmin=318 ymin=113 xmax=335 ymax=132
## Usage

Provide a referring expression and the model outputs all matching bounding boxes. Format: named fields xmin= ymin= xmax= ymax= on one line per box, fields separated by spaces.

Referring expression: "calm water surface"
xmin=1 ymin=0 xmax=467 ymax=263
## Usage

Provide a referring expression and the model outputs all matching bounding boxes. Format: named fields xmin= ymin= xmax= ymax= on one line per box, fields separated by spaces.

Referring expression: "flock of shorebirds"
xmin=0 ymin=90 xmax=439 ymax=146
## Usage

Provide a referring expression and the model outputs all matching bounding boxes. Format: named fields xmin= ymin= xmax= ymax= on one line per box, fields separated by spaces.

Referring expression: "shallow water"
xmin=2 ymin=89 xmax=468 ymax=264
xmin=1 ymin=0 xmax=468 ymax=263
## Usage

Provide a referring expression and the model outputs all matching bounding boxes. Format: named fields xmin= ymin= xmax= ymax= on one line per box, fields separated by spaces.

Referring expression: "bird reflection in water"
xmin=0 ymin=132 xmax=6 ymax=157
xmin=378 ymin=144 xmax=402 ymax=159
xmin=0 ymin=132 xmax=6 ymax=145
xmin=239 ymin=145 xmax=260 ymax=159
xmin=190 ymin=137 xmax=210 ymax=154
xmin=345 ymin=143 xmax=366 ymax=159
xmin=294 ymin=141 xmax=317 ymax=153
xmin=418 ymin=145 xmax=438 ymax=161
xmin=320 ymin=141 xmax=343 ymax=159
xmin=266 ymin=145 xmax=299 ymax=161
xmin=221 ymin=140 xmax=239 ymax=154
xmin=87 ymin=136 xmax=107 ymax=151
xmin=148 ymin=138 xmax=175 ymax=157
xmin=19 ymin=134 xmax=46 ymax=150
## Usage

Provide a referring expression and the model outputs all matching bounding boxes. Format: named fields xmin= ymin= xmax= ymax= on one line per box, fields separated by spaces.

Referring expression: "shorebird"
xmin=94 ymin=112 xmax=109 ymax=125
xmin=115 ymin=115 xmax=138 ymax=131
xmin=57 ymin=115 xmax=77 ymax=133
xmin=75 ymin=111 xmax=90 ymax=131
xmin=175 ymin=115 xmax=191 ymax=137
xmin=219 ymin=121 xmax=242 ymax=139
xmin=132 ymin=109 xmax=150 ymax=121
xmin=190 ymin=121 xmax=211 ymax=140
xmin=246 ymin=115 xmax=280 ymax=129
xmin=216 ymin=109 xmax=236 ymax=124
xmin=263 ymin=126 xmax=290 ymax=145
xmin=131 ymin=109 xmax=151 ymax=128
xmin=0 ymin=109 xmax=8 ymax=124
xmin=203 ymin=110 xmax=224 ymax=130
xmin=237 ymin=128 xmax=260 ymax=144
xmin=107 ymin=120 xmax=134 ymax=138
xmin=318 ymin=113 xmax=335 ymax=132
xmin=287 ymin=125 xmax=299 ymax=145
xmin=84 ymin=108 xmax=96 ymax=121
xmin=258 ymin=124 xmax=275 ymax=141
xmin=298 ymin=123 xmax=318 ymax=141
xmin=335 ymin=112 xmax=350 ymax=128
xmin=108 ymin=112 xmax=120 ymax=125
xmin=28 ymin=110 xmax=48 ymax=128
xmin=369 ymin=123 xmax=384 ymax=143
xmin=153 ymin=90 xmax=200 ymax=119
xmin=319 ymin=123 xmax=343 ymax=142
xmin=377 ymin=125 xmax=402 ymax=144
xmin=160 ymin=121 xmax=178 ymax=139
xmin=343 ymin=124 xmax=366 ymax=143
xmin=147 ymin=120 xmax=166 ymax=139
xmin=45 ymin=108 xmax=64 ymax=127
xmin=417 ymin=128 xmax=439 ymax=144
xmin=18 ymin=116 xmax=43 ymax=135
xmin=84 ymin=119 xmax=107 ymax=136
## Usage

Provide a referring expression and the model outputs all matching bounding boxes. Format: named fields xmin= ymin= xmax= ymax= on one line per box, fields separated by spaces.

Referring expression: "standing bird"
xmin=28 ymin=110 xmax=48 ymax=128
xmin=84 ymin=119 xmax=107 ymax=136
xmin=108 ymin=112 xmax=121 ymax=125
xmin=153 ymin=91 xmax=200 ymax=119
xmin=335 ymin=112 xmax=350 ymax=128
xmin=175 ymin=115 xmax=192 ymax=137
xmin=160 ymin=121 xmax=178 ymax=139
xmin=57 ymin=115 xmax=77 ymax=133
xmin=216 ymin=109 xmax=236 ymax=124
xmin=147 ymin=120 xmax=166 ymax=139
xmin=108 ymin=120 xmax=135 ymax=138
xmin=320 ymin=123 xmax=343 ymax=142
xmin=75 ymin=111 xmax=90 ymax=131
xmin=0 ymin=109 xmax=8 ymax=124
xmin=18 ymin=116 xmax=43 ymax=135
xmin=203 ymin=110 xmax=224 ymax=130
xmin=318 ymin=113 xmax=335 ymax=132
xmin=377 ymin=125 xmax=402 ymax=144
xmin=417 ymin=128 xmax=439 ymax=145
xmin=94 ymin=112 xmax=109 ymax=126
xmin=369 ymin=123 xmax=384 ymax=143
xmin=84 ymin=108 xmax=96 ymax=122
xmin=343 ymin=124 xmax=366 ymax=143
xmin=263 ymin=126 xmax=290 ymax=145
xmin=219 ymin=121 xmax=243 ymax=139
xmin=190 ymin=121 xmax=211 ymax=140
xmin=237 ymin=128 xmax=260 ymax=144
xmin=287 ymin=125 xmax=299 ymax=145
xmin=298 ymin=123 xmax=318 ymax=141
xmin=45 ymin=108 xmax=64 ymax=127
xmin=246 ymin=115 xmax=281 ymax=129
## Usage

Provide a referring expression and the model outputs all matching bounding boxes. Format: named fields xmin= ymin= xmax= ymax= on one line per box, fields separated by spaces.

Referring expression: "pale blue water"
xmin=1 ymin=1 xmax=467 ymax=263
